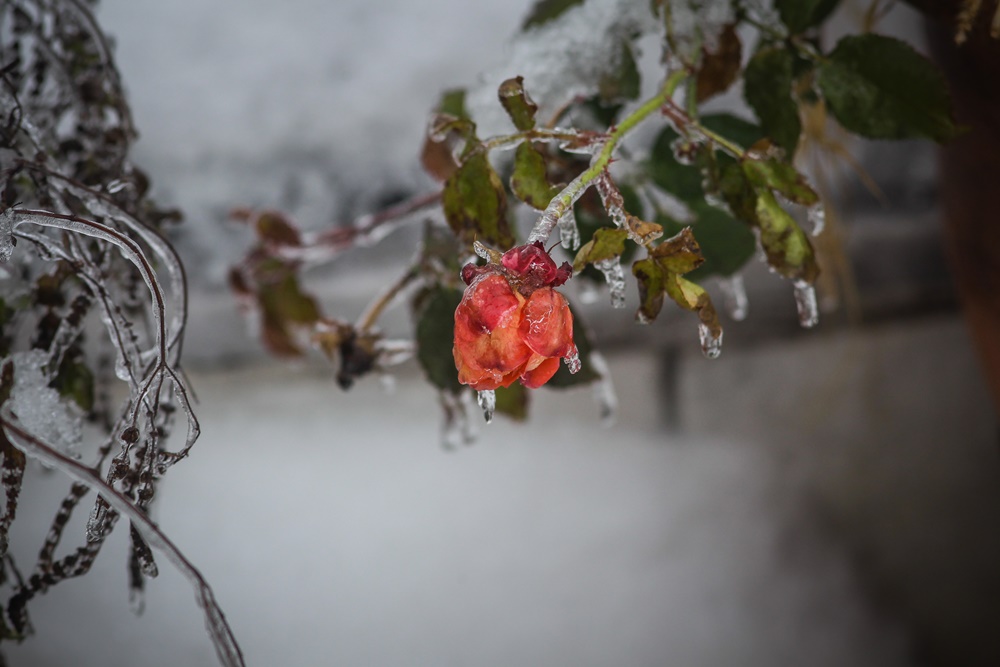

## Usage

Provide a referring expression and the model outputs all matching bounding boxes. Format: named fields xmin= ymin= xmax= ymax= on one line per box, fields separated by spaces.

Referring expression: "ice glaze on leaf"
xmin=443 ymin=151 xmax=514 ymax=248
xmin=573 ymin=227 xmax=629 ymax=273
xmin=415 ymin=286 xmax=464 ymax=393
xmin=742 ymin=159 xmax=820 ymax=206
xmin=818 ymin=34 xmax=957 ymax=142
xmin=696 ymin=24 xmax=742 ymax=102
xmin=498 ymin=77 xmax=538 ymax=131
xmin=660 ymin=205 xmax=756 ymax=280
xmin=511 ymin=142 xmax=559 ymax=210
xmin=754 ymin=189 xmax=819 ymax=283
xmin=744 ymin=47 xmax=802 ymax=156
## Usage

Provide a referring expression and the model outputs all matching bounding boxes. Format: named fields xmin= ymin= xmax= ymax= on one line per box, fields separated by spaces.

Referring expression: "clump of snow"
xmin=8 ymin=350 xmax=83 ymax=455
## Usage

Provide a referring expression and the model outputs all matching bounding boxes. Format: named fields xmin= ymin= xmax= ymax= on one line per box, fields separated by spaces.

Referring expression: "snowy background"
xmin=5 ymin=1 xmax=1000 ymax=666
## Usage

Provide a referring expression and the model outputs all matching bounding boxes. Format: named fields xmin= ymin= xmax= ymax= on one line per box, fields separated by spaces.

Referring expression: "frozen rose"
xmin=453 ymin=242 xmax=577 ymax=391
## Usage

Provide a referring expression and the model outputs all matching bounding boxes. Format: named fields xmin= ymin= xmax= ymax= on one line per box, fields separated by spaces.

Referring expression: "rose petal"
xmin=520 ymin=356 xmax=561 ymax=388
xmin=453 ymin=273 xmax=531 ymax=389
xmin=518 ymin=287 xmax=574 ymax=358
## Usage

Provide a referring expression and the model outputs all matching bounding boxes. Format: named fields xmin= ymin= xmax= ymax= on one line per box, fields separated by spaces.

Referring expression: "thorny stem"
xmin=356 ymin=264 xmax=421 ymax=333
xmin=0 ymin=416 xmax=245 ymax=667
xmin=528 ymin=70 xmax=688 ymax=243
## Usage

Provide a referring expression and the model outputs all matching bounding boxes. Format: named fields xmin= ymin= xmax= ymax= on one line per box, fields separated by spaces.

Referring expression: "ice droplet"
xmin=0 ymin=208 xmax=14 ymax=263
xmin=698 ymin=323 xmax=723 ymax=359
xmin=808 ymin=204 xmax=826 ymax=236
xmin=718 ymin=274 xmax=748 ymax=321
xmin=473 ymin=240 xmax=491 ymax=261
xmin=595 ymin=173 xmax=627 ymax=229
xmin=594 ymin=256 xmax=626 ymax=308
xmin=557 ymin=208 xmax=580 ymax=251
xmin=564 ymin=349 xmax=581 ymax=374
xmin=670 ymin=136 xmax=698 ymax=165
xmin=793 ymin=280 xmax=819 ymax=328
xmin=477 ymin=389 xmax=496 ymax=424
xmin=86 ymin=502 xmax=109 ymax=542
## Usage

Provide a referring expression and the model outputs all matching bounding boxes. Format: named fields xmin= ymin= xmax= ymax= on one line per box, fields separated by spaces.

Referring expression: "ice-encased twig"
xmin=0 ymin=416 xmax=246 ymax=667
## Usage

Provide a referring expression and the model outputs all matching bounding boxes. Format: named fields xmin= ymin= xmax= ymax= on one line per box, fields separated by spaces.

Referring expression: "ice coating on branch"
xmin=8 ymin=351 xmax=83 ymax=456
xmin=718 ymin=274 xmax=748 ymax=321
xmin=477 ymin=389 xmax=496 ymax=424
xmin=465 ymin=0 xmax=660 ymax=136
xmin=698 ymin=322 xmax=723 ymax=359
xmin=0 ymin=209 xmax=14 ymax=262
xmin=595 ymin=173 xmax=627 ymax=230
xmin=558 ymin=208 xmax=581 ymax=251
xmin=595 ymin=256 xmax=627 ymax=308
xmin=794 ymin=280 xmax=820 ymax=328
xmin=808 ymin=204 xmax=826 ymax=236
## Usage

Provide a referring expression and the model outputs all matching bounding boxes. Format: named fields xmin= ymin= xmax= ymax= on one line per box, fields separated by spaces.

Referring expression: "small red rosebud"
xmin=453 ymin=242 xmax=577 ymax=391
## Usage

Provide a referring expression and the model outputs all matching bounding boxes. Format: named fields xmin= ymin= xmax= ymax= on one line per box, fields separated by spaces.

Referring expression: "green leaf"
xmin=650 ymin=226 xmax=704 ymax=275
xmin=776 ymin=0 xmax=828 ymax=33
xmin=647 ymin=126 xmax=704 ymax=201
xmin=498 ymin=76 xmax=537 ymax=131
xmin=696 ymin=24 xmax=742 ymax=102
xmin=700 ymin=114 xmax=765 ymax=151
xmin=572 ymin=227 xmax=629 ymax=273
xmin=683 ymin=204 xmax=757 ymax=279
xmin=256 ymin=259 xmax=321 ymax=357
xmin=415 ymin=286 xmax=464 ymax=394
xmin=744 ymin=47 xmax=802 ymax=155
xmin=754 ymin=189 xmax=819 ymax=283
xmin=511 ymin=142 xmax=559 ymax=210
xmin=598 ymin=40 xmax=641 ymax=104
xmin=443 ymin=151 xmax=514 ymax=248
xmin=718 ymin=161 xmax=760 ymax=225
xmin=632 ymin=258 xmax=665 ymax=323
xmin=522 ymin=0 xmax=585 ymax=29
xmin=818 ymin=34 xmax=957 ymax=142
xmin=741 ymin=159 xmax=820 ymax=206
xmin=436 ymin=88 xmax=469 ymax=119
xmin=494 ymin=383 xmax=530 ymax=420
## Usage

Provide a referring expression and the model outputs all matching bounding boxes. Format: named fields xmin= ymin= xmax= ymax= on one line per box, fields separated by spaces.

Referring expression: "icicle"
xmin=0 ymin=208 xmax=14 ymax=262
xmin=793 ymin=280 xmax=819 ymax=328
xmin=807 ymin=204 xmax=826 ymax=236
xmin=718 ymin=274 xmax=748 ymax=321
xmin=563 ymin=349 xmax=582 ymax=374
xmin=477 ymin=389 xmax=496 ymax=424
xmin=86 ymin=501 xmax=109 ymax=542
xmin=557 ymin=208 xmax=580 ymax=250
xmin=698 ymin=323 xmax=723 ymax=359
xmin=594 ymin=256 xmax=626 ymax=308
xmin=589 ymin=352 xmax=617 ymax=426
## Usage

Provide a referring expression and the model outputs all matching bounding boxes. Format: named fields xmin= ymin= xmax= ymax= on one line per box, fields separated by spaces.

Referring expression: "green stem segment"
xmin=526 ymin=70 xmax=687 ymax=243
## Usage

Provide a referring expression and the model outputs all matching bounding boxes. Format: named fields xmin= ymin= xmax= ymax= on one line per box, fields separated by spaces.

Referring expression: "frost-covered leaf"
xmin=573 ymin=227 xmax=629 ymax=272
xmin=742 ymin=159 xmax=819 ymax=206
xmin=443 ymin=152 xmax=514 ymax=248
xmin=494 ymin=383 xmax=529 ymax=420
xmin=776 ymin=0 xmax=838 ymax=33
xmin=755 ymin=189 xmax=819 ymax=283
xmin=696 ymin=24 xmax=742 ymax=102
xmin=415 ymin=286 xmax=464 ymax=394
xmin=817 ymin=34 xmax=957 ymax=142
xmin=498 ymin=76 xmax=538 ymax=131
xmin=511 ymin=142 xmax=559 ymax=210
xmin=744 ymin=47 xmax=801 ymax=155
xmin=521 ymin=0 xmax=585 ymax=29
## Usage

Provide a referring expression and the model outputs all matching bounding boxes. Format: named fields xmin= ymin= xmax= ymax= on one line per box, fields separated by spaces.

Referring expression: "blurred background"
xmin=6 ymin=0 xmax=999 ymax=665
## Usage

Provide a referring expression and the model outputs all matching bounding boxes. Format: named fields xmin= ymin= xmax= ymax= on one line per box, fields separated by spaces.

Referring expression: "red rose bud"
xmin=453 ymin=243 xmax=578 ymax=391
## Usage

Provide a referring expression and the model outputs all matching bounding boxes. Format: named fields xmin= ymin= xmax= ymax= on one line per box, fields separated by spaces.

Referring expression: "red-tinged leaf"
xmin=696 ymin=24 xmax=742 ymax=102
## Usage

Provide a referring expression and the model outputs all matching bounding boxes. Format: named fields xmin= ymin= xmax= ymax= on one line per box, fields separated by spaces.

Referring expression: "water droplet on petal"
xmin=564 ymin=349 xmax=581 ymax=374
xmin=793 ymin=280 xmax=819 ymax=328
xmin=698 ymin=323 xmax=723 ymax=359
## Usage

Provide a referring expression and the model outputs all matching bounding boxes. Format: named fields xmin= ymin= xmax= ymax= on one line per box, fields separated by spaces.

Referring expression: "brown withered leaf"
xmin=696 ymin=24 xmax=742 ymax=103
